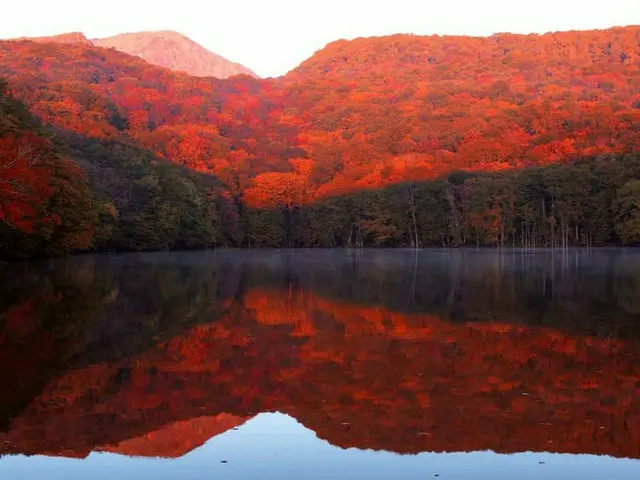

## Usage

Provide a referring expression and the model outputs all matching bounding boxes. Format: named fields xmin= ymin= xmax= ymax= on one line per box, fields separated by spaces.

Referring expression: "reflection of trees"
xmin=613 ymin=252 xmax=640 ymax=316
xmin=0 ymin=253 xmax=243 ymax=429
xmin=242 ymin=249 xmax=640 ymax=338
xmin=0 ymin=253 xmax=638 ymax=459
xmin=0 ymin=257 xmax=115 ymax=430
xmin=74 ymin=253 xmax=243 ymax=366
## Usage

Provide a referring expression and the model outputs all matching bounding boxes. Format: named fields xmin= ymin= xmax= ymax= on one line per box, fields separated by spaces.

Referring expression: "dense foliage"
xmin=1 ymin=26 xmax=640 ymax=256
xmin=247 ymin=153 xmax=640 ymax=247
xmin=0 ymin=79 xmax=94 ymax=258
xmin=0 ymin=87 xmax=221 ymax=257
xmin=67 ymin=135 xmax=220 ymax=252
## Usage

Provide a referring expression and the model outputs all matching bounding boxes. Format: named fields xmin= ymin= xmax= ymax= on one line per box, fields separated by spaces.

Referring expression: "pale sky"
xmin=2 ymin=0 xmax=639 ymax=77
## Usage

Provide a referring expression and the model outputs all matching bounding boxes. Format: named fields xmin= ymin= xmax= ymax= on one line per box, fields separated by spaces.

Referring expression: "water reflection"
xmin=3 ymin=413 xmax=640 ymax=480
xmin=0 ymin=250 xmax=638 ymax=477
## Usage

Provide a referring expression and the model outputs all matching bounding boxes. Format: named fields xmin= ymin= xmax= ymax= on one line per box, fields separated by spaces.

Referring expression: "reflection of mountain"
xmin=0 ymin=251 xmax=639 ymax=460
xmin=98 ymin=414 xmax=248 ymax=458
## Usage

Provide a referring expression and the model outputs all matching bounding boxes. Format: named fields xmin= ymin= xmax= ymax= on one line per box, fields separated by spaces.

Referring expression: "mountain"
xmin=11 ymin=32 xmax=93 ymax=45
xmin=9 ymin=30 xmax=257 ymax=79
xmin=98 ymin=415 xmax=249 ymax=458
xmin=280 ymin=27 xmax=640 ymax=199
xmin=93 ymin=31 xmax=257 ymax=79
xmin=0 ymin=26 xmax=639 ymax=255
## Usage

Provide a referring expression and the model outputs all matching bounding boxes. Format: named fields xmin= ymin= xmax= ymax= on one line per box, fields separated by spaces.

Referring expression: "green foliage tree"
xmin=614 ymin=180 xmax=640 ymax=245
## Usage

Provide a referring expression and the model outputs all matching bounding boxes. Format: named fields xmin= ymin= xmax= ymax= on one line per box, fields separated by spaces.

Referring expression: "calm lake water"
xmin=0 ymin=249 xmax=639 ymax=479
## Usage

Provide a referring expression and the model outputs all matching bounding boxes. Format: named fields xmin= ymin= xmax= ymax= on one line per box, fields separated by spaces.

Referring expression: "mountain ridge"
xmin=10 ymin=32 xmax=93 ymax=45
xmin=93 ymin=30 xmax=257 ymax=79
xmin=8 ymin=30 xmax=257 ymax=79
xmin=0 ymin=25 xmax=639 ymax=254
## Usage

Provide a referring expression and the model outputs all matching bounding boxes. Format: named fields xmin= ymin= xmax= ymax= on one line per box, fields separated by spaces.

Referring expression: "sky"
xmin=3 ymin=413 xmax=640 ymax=479
xmin=2 ymin=0 xmax=639 ymax=77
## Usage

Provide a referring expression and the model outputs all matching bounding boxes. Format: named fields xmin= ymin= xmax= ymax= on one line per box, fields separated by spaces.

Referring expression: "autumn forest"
xmin=1 ymin=26 xmax=640 ymax=258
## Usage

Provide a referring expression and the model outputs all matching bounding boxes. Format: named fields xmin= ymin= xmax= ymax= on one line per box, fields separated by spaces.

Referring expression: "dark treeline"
xmin=66 ymin=133 xmax=221 ymax=253
xmin=4 ymin=147 xmax=640 ymax=258
xmin=3 ymin=81 xmax=640 ymax=258
xmin=245 ymin=153 xmax=640 ymax=248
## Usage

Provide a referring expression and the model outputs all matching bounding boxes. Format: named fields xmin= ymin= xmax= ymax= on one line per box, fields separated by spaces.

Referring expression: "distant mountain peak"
xmin=11 ymin=32 xmax=93 ymax=45
xmin=9 ymin=30 xmax=257 ymax=79
xmin=93 ymin=30 xmax=257 ymax=79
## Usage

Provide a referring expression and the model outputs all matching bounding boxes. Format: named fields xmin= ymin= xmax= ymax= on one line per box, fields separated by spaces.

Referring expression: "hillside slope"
xmin=0 ymin=26 xmax=639 ymax=252
xmin=3 ymin=27 xmax=639 ymax=198
xmin=0 ymin=79 xmax=94 ymax=258
xmin=93 ymin=31 xmax=257 ymax=79
xmin=279 ymin=26 xmax=640 ymax=197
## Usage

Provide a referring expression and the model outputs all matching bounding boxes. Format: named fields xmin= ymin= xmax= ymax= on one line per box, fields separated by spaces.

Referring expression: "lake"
xmin=0 ymin=249 xmax=638 ymax=479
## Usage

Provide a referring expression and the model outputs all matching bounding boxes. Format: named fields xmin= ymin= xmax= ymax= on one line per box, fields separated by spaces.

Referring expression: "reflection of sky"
xmin=2 ymin=413 xmax=639 ymax=480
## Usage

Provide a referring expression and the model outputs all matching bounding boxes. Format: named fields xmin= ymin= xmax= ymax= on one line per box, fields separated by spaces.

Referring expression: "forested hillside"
xmin=0 ymin=79 xmax=94 ymax=257
xmin=0 ymin=26 xmax=639 ymax=256
xmin=0 ymin=83 xmax=223 ymax=258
